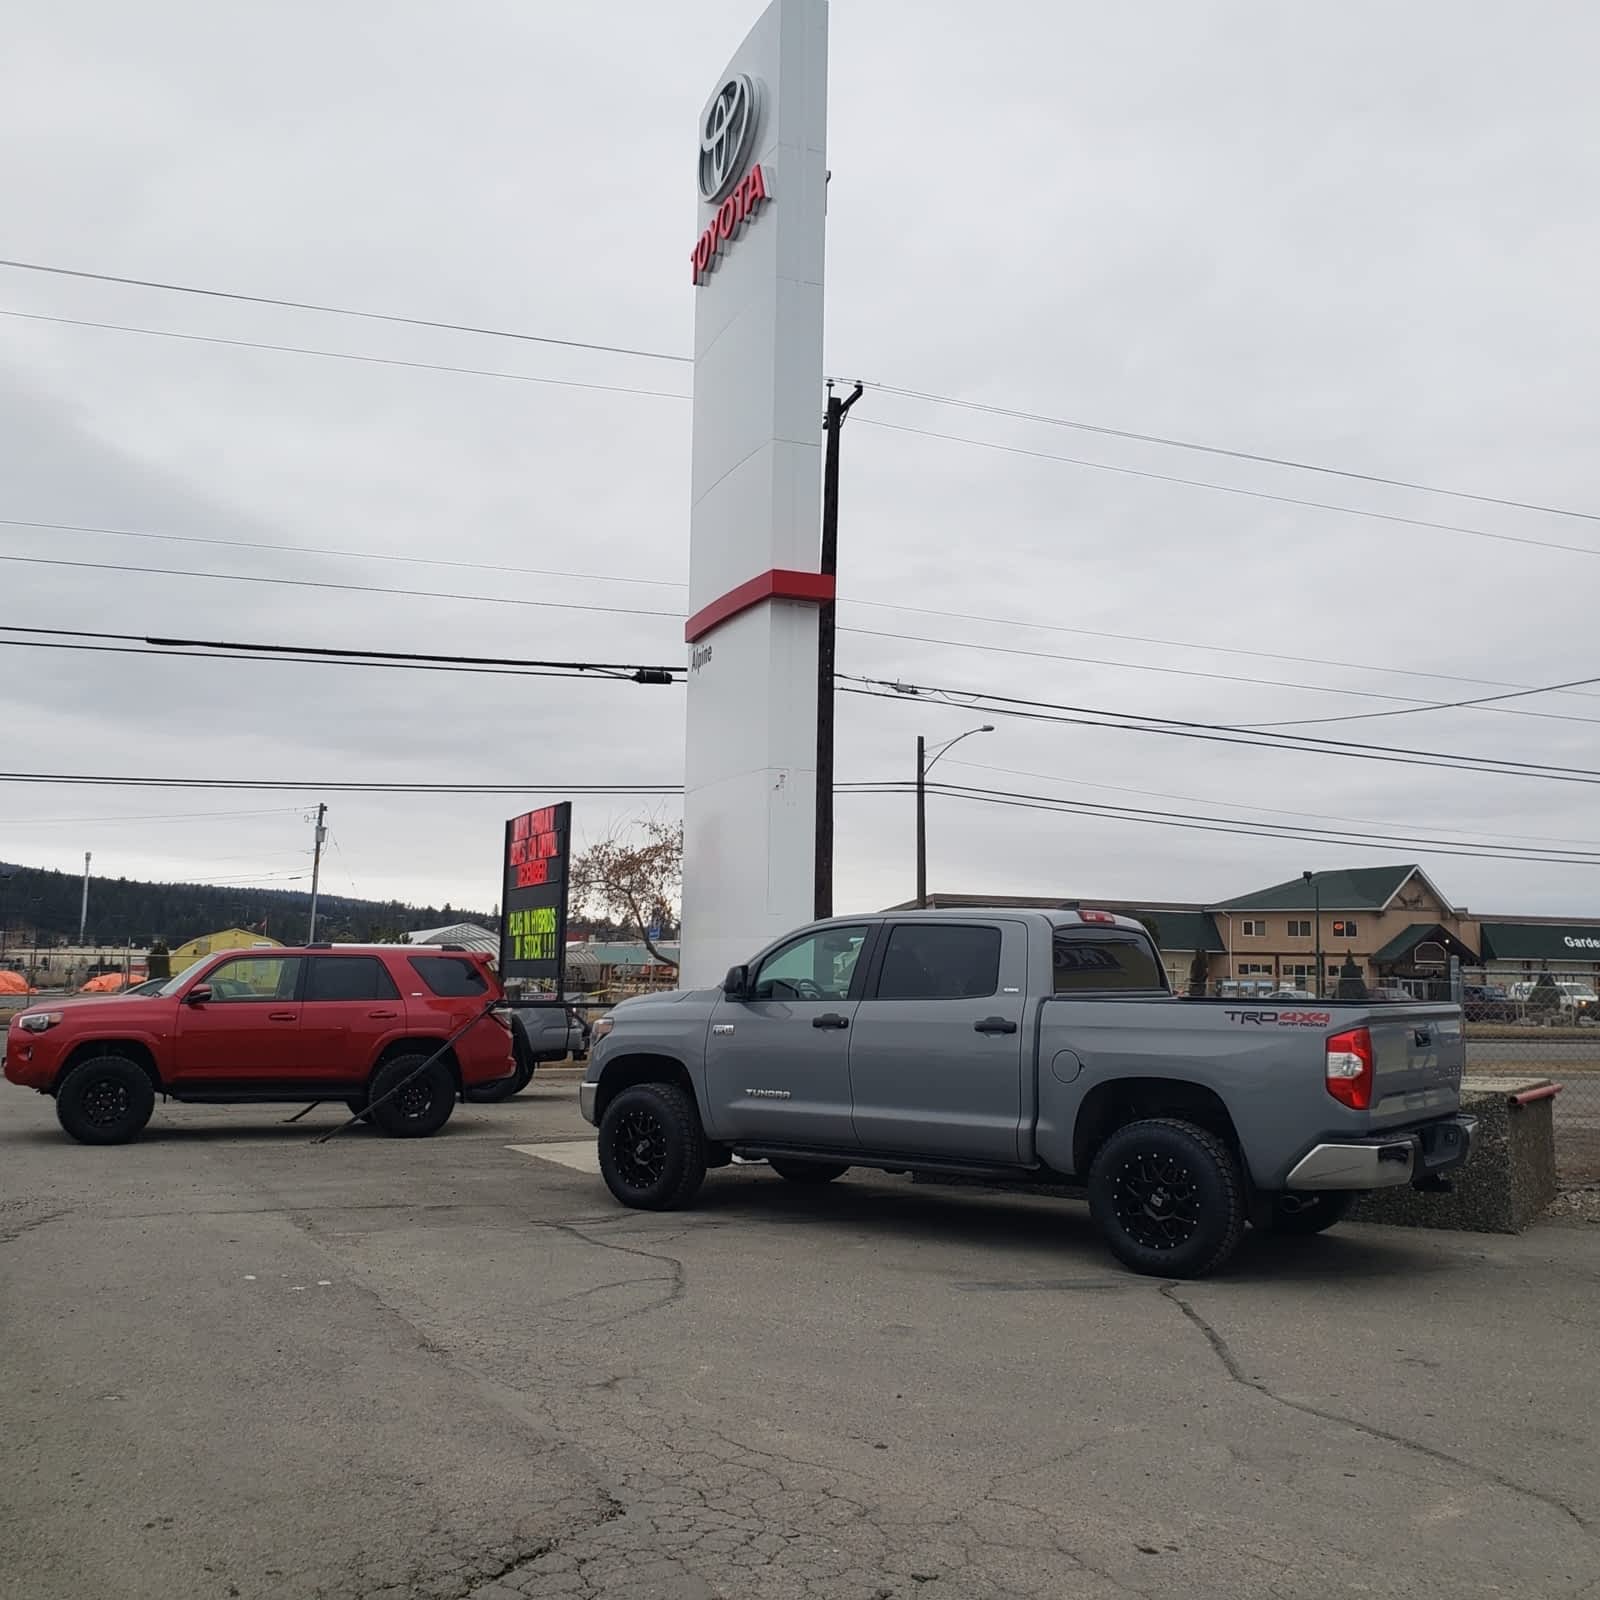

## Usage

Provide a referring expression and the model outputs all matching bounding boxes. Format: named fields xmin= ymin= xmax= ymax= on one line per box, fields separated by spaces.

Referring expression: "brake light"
xmin=1080 ymin=910 xmax=1117 ymax=924
xmin=1325 ymin=1026 xmax=1374 ymax=1110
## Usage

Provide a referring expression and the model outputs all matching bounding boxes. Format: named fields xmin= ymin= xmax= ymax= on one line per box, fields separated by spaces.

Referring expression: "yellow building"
xmin=169 ymin=928 xmax=284 ymax=968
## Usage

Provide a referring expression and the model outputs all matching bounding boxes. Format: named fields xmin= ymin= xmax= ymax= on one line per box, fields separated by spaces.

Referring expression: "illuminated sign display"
xmin=500 ymin=802 xmax=571 ymax=986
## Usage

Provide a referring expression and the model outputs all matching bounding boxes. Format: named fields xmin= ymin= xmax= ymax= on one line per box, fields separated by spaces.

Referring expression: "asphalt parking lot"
xmin=3 ymin=1074 xmax=1598 ymax=1600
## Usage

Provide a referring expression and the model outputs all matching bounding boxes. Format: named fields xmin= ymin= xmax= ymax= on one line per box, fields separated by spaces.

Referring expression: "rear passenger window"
xmin=875 ymin=925 xmax=1001 ymax=1000
xmin=409 ymin=956 xmax=489 ymax=997
xmin=1052 ymin=933 xmax=1166 ymax=993
xmin=307 ymin=957 xmax=400 ymax=1003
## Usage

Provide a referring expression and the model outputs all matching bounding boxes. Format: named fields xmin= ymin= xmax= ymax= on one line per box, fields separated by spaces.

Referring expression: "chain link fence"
xmin=1459 ymin=973 xmax=1600 ymax=1185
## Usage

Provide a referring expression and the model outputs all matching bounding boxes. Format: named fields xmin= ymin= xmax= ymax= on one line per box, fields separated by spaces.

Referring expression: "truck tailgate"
xmin=1363 ymin=1004 xmax=1463 ymax=1128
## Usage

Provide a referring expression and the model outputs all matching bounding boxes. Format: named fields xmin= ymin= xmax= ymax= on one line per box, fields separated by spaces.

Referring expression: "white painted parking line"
xmin=506 ymin=1140 xmax=601 ymax=1175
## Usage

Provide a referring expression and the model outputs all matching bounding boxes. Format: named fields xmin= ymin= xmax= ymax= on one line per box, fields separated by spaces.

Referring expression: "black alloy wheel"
xmin=367 ymin=1054 xmax=456 ymax=1138
xmin=55 ymin=1055 xmax=157 ymax=1145
xmin=1109 ymin=1150 xmax=1201 ymax=1252
xmin=596 ymin=1082 xmax=708 ymax=1211
xmin=1087 ymin=1117 xmax=1245 ymax=1278
xmin=611 ymin=1104 xmax=668 ymax=1191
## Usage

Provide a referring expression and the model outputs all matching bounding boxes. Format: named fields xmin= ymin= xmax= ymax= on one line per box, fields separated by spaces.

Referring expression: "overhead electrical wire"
xmin=857 ymin=419 xmax=1600 ymax=562
xmin=0 ymin=309 xmax=693 ymax=403
xmin=0 ymin=553 xmax=683 ymax=621
xmin=0 ymin=773 xmax=688 ymax=795
xmin=0 ymin=259 xmax=690 ymax=364
xmin=2 ymin=256 xmax=1588 ymax=523
xmin=1232 ymin=671 xmax=1600 ymax=731
xmin=9 ymin=512 xmax=1594 ymax=706
xmin=838 ymin=677 xmax=1600 ymax=786
xmin=942 ymin=757 xmax=1600 ymax=851
xmin=860 ymin=381 xmax=1600 ymax=526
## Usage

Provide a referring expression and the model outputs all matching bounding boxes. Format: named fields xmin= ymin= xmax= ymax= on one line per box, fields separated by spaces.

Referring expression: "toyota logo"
xmin=699 ymin=74 xmax=760 ymax=203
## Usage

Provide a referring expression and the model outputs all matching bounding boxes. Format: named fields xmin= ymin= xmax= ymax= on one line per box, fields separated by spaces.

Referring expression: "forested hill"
xmin=0 ymin=862 xmax=493 ymax=949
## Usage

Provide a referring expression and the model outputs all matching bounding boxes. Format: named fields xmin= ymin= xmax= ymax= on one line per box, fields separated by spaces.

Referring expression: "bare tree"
xmin=570 ymin=818 xmax=683 ymax=970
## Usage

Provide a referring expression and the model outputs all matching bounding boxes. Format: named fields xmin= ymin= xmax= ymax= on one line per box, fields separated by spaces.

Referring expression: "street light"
xmin=1302 ymin=869 xmax=1323 ymax=999
xmin=916 ymin=725 xmax=995 ymax=908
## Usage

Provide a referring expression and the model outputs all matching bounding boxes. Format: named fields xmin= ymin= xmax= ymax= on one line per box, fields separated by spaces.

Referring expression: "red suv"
xmin=3 ymin=945 xmax=516 ymax=1144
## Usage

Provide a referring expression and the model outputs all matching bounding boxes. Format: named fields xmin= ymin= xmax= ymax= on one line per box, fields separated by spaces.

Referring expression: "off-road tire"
xmin=464 ymin=1057 xmax=534 ymax=1103
xmin=598 ymin=1082 xmax=707 ymax=1210
xmin=55 ymin=1055 xmax=156 ymax=1145
xmin=344 ymin=1097 xmax=371 ymax=1122
xmin=1262 ymin=1192 xmax=1353 ymax=1236
xmin=1088 ymin=1117 xmax=1245 ymax=1278
xmin=366 ymin=1053 xmax=455 ymax=1138
xmin=768 ymin=1158 xmax=850 ymax=1184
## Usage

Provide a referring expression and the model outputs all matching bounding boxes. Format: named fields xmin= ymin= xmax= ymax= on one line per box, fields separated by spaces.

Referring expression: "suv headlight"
xmin=18 ymin=1012 xmax=63 ymax=1033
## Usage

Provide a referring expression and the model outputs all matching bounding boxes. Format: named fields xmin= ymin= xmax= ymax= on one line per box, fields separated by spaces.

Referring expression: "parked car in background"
xmin=1461 ymin=983 xmax=1521 ymax=1024
xmin=121 ymin=977 xmax=170 ymax=998
xmin=465 ymin=999 xmax=590 ymax=1102
xmin=1511 ymin=977 xmax=1599 ymax=1022
xmin=4 ymin=946 xmax=516 ymax=1144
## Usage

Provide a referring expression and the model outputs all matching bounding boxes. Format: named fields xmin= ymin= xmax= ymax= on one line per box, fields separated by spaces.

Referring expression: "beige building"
xmin=906 ymin=863 xmax=1600 ymax=998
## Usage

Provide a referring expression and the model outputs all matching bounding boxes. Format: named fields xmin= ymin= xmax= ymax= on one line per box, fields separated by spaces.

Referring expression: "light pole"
xmin=1302 ymin=869 xmax=1323 ymax=998
xmin=916 ymin=725 xmax=994 ymax=908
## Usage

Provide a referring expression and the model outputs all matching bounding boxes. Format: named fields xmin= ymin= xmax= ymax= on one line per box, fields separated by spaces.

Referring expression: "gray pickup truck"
xmin=579 ymin=909 xmax=1473 ymax=1276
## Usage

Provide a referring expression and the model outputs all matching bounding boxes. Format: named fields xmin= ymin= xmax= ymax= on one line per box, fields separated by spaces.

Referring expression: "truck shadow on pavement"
xmin=679 ymin=1169 xmax=1458 ymax=1286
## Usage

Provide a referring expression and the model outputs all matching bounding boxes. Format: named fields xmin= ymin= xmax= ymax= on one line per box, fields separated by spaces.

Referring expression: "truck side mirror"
xmin=722 ymin=965 xmax=750 ymax=1000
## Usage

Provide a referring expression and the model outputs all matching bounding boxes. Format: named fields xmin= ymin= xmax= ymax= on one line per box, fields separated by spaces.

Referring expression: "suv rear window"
xmin=307 ymin=956 xmax=400 ymax=1003
xmin=408 ymin=956 xmax=490 ymax=997
xmin=1052 ymin=931 xmax=1166 ymax=993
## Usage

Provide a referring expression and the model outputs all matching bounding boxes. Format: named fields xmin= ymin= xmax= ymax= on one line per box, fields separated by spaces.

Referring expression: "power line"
xmin=898 ymin=780 xmax=1600 ymax=868
xmin=0 ymin=309 xmax=692 ymax=404
xmin=0 ymin=773 xmax=688 ymax=794
xmin=0 ymin=626 xmax=680 ymax=683
xmin=942 ymin=757 xmax=1600 ymax=851
xmin=0 ymin=553 xmax=683 ymax=622
xmin=863 ymin=381 xmax=1600 ymax=526
xmin=0 ymin=514 xmax=686 ymax=592
xmin=2 ymin=255 xmax=1580 ymax=523
xmin=857 ymin=419 xmax=1600 ymax=562
xmin=0 ymin=804 xmax=304 ymax=828
xmin=842 ymin=623 xmax=1600 ymax=727
xmin=12 ymin=511 xmax=1595 ymax=706
xmin=0 ymin=259 xmax=690 ymax=364
xmin=1233 ymin=670 xmax=1600 ymax=731
xmin=839 ymin=677 xmax=1600 ymax=786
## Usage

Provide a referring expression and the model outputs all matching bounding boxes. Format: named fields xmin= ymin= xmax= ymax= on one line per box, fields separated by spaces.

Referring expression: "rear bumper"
xmin=579 ymin=1078 xmax=598 ymax=1125
xmin=1285 ymin=1114 xmax=1476 ymax=1191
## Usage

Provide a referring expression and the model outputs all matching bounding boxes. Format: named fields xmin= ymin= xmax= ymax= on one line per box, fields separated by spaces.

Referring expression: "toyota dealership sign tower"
xmin=680 ymin=0 xmax=830 ymax=986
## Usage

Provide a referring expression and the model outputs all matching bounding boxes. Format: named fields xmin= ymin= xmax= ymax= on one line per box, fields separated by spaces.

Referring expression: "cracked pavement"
xmin=3 ymin=1078 xmax=1598 ymax=1598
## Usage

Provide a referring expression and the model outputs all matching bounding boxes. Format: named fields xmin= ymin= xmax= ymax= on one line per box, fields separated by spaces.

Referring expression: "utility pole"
xmin=79 ymin=851 xmax=91 ymax=945
xmin=307 ymin=804 xmax=328 ymax=943
xmin=814 ymin=379 xmax=864 ymax=921
xmin=915 ymin=735 xmax=927 ymax=910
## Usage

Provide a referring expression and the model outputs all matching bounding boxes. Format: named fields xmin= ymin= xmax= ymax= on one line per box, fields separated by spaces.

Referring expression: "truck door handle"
xmin=268 ymin=1011 xmax=297 ymax=1022
xmin=812 ymin=1013 xmax=850 ymax=1030
xmin=974 ymin=1016 xmax=1018 ymax=1035
xmin=368 ymin=1010 xmax=398 ymax=1019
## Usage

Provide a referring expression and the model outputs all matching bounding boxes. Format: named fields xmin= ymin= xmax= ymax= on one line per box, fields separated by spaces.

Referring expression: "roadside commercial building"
xmin=904 ymin=864 xmax=1600 ymax=997
xmin=169 ymin=927 xmax=283 ymax=967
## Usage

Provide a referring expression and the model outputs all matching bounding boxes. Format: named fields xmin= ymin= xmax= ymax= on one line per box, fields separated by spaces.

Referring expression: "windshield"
xmin=157 ymin=958 xmax=211 ymax=997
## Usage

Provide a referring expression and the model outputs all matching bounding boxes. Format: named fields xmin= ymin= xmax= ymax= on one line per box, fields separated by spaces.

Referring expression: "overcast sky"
xmin=2 ymin=0 xmax=1598 ymax=927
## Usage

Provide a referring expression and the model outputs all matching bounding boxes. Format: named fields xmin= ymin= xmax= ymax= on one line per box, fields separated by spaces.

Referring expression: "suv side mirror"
xmin=722 ymin=965 xmax=750 ymax=1000
xmin=185 ymin=984 xmax=213 ymax=1005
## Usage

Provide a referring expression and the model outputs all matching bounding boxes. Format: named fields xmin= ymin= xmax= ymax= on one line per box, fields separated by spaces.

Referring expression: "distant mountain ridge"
xmin=0 ymin=861 xmax=493 ymax=949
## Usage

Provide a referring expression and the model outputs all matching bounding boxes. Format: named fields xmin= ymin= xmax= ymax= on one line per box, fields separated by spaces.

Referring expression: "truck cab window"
xmin=1052 ymin=932 xmax=1166 ymax=993
xmin=875 ymin=925 xmax=1000 ymax=1000
xmin=753 ymin=926 xmax=868 ymax=1001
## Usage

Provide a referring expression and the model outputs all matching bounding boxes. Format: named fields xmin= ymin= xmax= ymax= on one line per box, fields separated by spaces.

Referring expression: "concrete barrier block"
xmin=1351 ymin=1080 xmax=1560 ymax=1234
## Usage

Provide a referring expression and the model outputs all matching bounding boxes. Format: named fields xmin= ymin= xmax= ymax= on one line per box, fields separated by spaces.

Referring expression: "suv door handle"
xmin=268 ymin=1011 xmax=297 ymax=1022
xmin=974 ymin=1016 xmax=1018 ymax=1035
xmin=812 ymin=1013 xmax=850 ymax=1030
xmin=368 ymin=1010 xmax=399 ymax=1019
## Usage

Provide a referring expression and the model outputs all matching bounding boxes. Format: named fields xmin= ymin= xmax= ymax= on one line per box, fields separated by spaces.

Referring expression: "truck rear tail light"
xmin=1080 ymin=910 xmax=1117 ymax=924
xmin=1325 ymin=1026 xmax=1375 ymax=1110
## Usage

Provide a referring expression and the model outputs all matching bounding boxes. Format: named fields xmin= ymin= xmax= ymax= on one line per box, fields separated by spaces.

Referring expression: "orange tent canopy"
xmin=0 ymin=970 xmax=34 ymax=996
xmin=78 ymin=972 xmax=130 ymax=993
